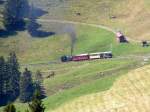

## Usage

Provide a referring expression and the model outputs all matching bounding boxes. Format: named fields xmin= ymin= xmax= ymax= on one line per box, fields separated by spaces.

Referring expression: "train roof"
xmin=103 ymin=51 xmax=112 ymax=53
xmin=90 ymin=51 xmax=112 ymax=55
xmin=90 ymin=52 xmax=103 ymax=55
xmin=74 ymin=51 xmax=112 ymax=56
xmin=75 ymin=53 xmax=89 ymax=56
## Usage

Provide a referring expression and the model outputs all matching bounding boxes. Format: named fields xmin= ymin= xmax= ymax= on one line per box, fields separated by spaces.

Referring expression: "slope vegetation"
xmin=1 ymin=58 xmax=140 ymax=112
xmin=0 ymin=24 xmax=150 ymax=64
xmin=0 ymin=23 xmax=150 ymax=112
xmin=38 ymin=0 xmax=150 ymax=40
xmin=1 ymin=1 xmax=150 ymax=111
xmin=50 ymin=65 xmax=150 ymax=112
xmin=0 ymin=24 xmax=115 ymax=64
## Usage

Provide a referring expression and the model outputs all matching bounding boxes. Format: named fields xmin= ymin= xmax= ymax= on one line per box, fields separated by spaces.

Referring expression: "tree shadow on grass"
xmin=30 ymin=6 xmax=48 ymax=19
xmin=0 ymin=1 xmax=5 ymax=4
xmin=0 ymin=3 xmax=55 ymax=38
xmin=27 ymin=5 xmax=56 ymax=38
xmin=0 ymin=20 xmax=26 ymax=38
xmin=27 ymin=19 xmax=55 ymax=38
xmin=0 ymin=29 xmax=17 ymax=38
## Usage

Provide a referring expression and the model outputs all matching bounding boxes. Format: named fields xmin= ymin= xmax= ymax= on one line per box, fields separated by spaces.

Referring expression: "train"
xmin=61 ymin=51 xmax=113 ymax=62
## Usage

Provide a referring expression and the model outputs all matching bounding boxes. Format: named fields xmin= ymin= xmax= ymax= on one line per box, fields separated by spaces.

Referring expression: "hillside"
xmin=1 ymin=0 xmax=150 ymax=40
xmin=0 ymin=24 xmax=150 ymax=64
xmin=0 ymin=24 xmax=149 ymax=111
xmin=50 ymin=65 xmax=150 ymax=112
xmin=0 ymin=57 xmax=146 ymax=112
xmin=0 ymin=25 xmax=114 ymax=64
xmin=0 ymin=0 xmax=150 ymax=112
xmin=36 ymin=0 xmax=150 ymax=40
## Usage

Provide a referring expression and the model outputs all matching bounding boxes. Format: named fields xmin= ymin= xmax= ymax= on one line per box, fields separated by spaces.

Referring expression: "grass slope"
xmin=0 ymin=58 xmax=139 ymax=112
xmin=0 ymin=1 xmax=150 ymax=112
xmin=50 ymin=65 xmax=150 ymax=112
xmin=0 ymin=24 xmax=150 ymax=64
xmin=37 ymin=0 xmax=150 ymax=40
xmin=0 ymin=23 xmax=150 ymax=112
xmin=0 ymin=16 xmax=150 ymax=112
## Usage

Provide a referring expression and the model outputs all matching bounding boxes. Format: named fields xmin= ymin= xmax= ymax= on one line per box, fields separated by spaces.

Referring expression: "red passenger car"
xmin=72 ymin=54 xmax=89 ymax=61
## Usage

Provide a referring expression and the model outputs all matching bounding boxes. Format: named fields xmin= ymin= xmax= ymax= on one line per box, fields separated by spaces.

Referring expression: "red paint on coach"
xmin=72 ymin=55 xmax=89 ymax=61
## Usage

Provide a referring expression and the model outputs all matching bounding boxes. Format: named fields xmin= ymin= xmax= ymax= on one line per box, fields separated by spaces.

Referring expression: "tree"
xmin=3 ymin=103 xmax=16 ymax=112
xmin=20 ymin=68 xmax=34 ymax=102
xmin=3 ymin=0 xmax=29 ymax=30
xmin=1 ymin=57 xmax=10 ymax=105
xmin=0 ymin=55 xmax=15 ymax=105
xmin=28 ymin=90 xmax=45 ymax=112
xmin=25 ymin=110 xmax=30 ymax=112
xmin=0 ymin=56 xmax=5 ymax=104
xmin=7 ymin=52 xmax=20 ymax=101
xmin=35 ymin=70 xmax=43 ymax=83
xmin=0 ymin=53 xmax=21 ymax=106
xmin=34 ymin=70 xmax=45 ymax=99
xmin=0 ymin=56 xmax=5 ymax=94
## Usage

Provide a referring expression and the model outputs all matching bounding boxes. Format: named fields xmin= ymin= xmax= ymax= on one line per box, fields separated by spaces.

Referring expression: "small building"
xmin=116 ymin=31 xmax=128 ymax=43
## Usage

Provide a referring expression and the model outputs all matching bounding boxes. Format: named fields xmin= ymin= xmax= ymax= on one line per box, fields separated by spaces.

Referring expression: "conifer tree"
xmin=0 ymin=56 xmax=11 ymax=105
xmin=0 ymin=53 xmax=21 ymax=106
xmin=0 ymin=57 xmax=5 ymax=93
xmin=20 ymin=68 xmax=34 ymax=102
xmin=3 ymin=103 xmax=16 ymax=112
xmin=35 ymin=70 xmax=43 ymax=83
xmin=34 ymin=70 xmax=45 ymax=99
xmin=25 ymin=110 xmax=30 ymax=112
xmin=7 ymin=52 xmax=20 ymax=101
xmin=28 ymin=90 xmax=45 ymax=112
xmin=0 ymin=56 xmax=5 ymax=104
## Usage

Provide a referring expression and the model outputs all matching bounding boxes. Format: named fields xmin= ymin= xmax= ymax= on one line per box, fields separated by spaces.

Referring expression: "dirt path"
xmin=19 ymin=19 xmax=147 ymax=67
xmin=37 ymin=19 xmax=139 ymax=42
xmin=37 ymin=19 xmax=115 ymax=33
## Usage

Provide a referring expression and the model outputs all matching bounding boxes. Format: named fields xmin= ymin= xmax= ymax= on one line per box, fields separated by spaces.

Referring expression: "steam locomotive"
xmin=61 ymin=51 xmax=113 ymax=62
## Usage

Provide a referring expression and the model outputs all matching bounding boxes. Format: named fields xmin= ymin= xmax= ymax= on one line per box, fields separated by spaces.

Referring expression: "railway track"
xmin=20 ymin=54 xmax=150 ymax=67
xmin=20 ymin=19 xmax=150 ymax=67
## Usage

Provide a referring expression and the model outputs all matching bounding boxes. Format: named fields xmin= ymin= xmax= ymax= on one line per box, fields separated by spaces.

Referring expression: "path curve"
xmin=37 ymin=19 xmax=139 ymax=42
xmin=19 ymin=19 xmax=145 ymax=67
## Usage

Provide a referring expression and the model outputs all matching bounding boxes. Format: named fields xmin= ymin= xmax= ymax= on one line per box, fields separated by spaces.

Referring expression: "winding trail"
xmin=37 ymin=19 xmax=115 ymax=33
xmin=20 ymin=19 xmax=147 ymax=67
xmin=37 ymin=19 xmax=139 ymax=42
